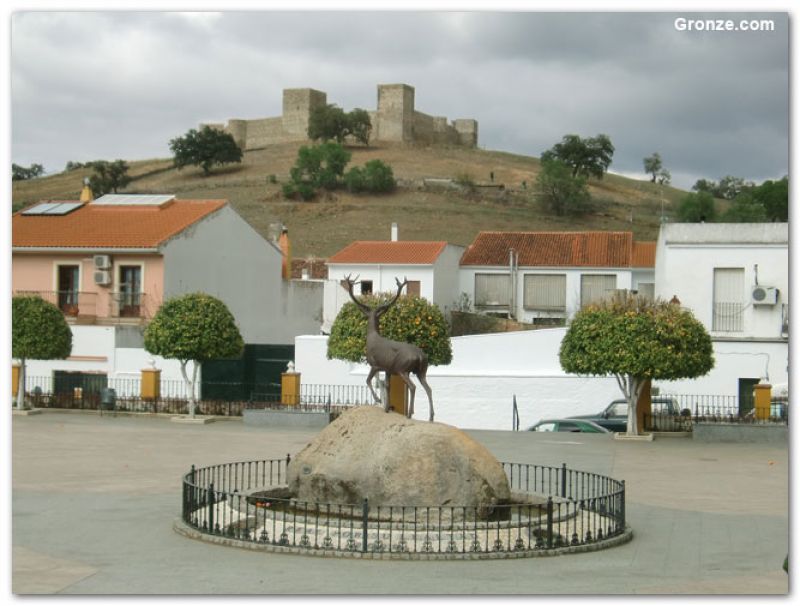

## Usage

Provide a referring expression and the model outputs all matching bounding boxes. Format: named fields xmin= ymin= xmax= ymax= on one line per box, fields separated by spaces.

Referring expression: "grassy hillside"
xmin=12 ymin=142 xmax=698 ymax=258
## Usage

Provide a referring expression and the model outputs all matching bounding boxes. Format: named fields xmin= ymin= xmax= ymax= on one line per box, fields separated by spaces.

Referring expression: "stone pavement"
xmin=9 ymin=412 xmax=789 ymax=595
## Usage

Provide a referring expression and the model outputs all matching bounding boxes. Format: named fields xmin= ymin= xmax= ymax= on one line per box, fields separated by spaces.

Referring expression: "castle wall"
xmin=203 ymin=83 xmax=477 ymax=150
xmin=243 ymin=117 xmax=285 ymax=148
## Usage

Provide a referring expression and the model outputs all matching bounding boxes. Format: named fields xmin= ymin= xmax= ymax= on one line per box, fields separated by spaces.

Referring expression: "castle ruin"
xmin=202 ymin=83 xmax=478 ymax=150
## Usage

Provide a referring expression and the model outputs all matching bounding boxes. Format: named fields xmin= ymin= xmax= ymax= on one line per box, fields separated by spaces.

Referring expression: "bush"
xmin=535 ymin=159 xmax=592 ymax=216
xmin=345 ymin=160 xmax=396 ymax=193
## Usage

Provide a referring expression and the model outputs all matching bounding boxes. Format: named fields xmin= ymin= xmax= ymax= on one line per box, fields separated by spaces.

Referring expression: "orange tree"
xmin=144 ymin=293 xmax=244 ymax=417
xmin=327 ymin=293 xmax=452 ymax=366
xmin=559 ymin=292 xmax=714 ymax=435
xmin=12 ymin=295 xmax=72 ymax=410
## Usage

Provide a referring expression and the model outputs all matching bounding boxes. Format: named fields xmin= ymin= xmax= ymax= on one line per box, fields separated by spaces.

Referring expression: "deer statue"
xmin=343 ymin=275 xmax=435 ymax=422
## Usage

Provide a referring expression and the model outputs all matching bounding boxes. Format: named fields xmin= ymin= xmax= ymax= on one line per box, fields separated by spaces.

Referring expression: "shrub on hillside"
xmin=345 ymin=160 xmax=396 ymax=193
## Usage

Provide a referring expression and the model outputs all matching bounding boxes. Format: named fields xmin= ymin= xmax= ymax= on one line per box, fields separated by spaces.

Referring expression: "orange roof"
xmin=632 ymin=241 xmax=656 ymax=268
xmin=327 ymin=241 xmax=448 ymax=265
xmin=460 ymin=231 xmax=655 ymax=268
xmin=12 ymin=199 xmax=227 ymax=249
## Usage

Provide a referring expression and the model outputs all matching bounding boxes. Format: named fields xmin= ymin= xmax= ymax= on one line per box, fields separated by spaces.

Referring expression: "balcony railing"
xmin=13 ymin=290 xmax=149 ymax=320
xmin=110 ymin=291 xmax=148 ymax=319
xmin=14 ymin=290 xmax=98 ymax=317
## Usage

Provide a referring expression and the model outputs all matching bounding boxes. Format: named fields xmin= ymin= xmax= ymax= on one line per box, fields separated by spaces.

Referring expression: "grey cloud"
xmin=10 ymin=11 xmax=789 ymax=188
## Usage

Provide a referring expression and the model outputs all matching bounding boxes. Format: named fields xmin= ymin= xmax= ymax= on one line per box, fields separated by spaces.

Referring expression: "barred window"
xmin=474 ymin=273 xmax=510 ymax=307
xmin=580 ymin=274 xmax=616 ymax=307
xmin=523 ymin=274 xmax=566 ymax=311
xmin=712 ymin=268 xmax=744 ymax=332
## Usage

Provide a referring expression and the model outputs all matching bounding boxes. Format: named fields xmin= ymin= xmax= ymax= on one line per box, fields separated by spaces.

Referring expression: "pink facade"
xmin=12 ymin=252 xmax=164 ymax=322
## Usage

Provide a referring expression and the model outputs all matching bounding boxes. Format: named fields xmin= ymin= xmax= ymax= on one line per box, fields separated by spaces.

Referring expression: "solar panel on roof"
xmin=45 ymin=202 xmax=84 ymax=215
xmin=21 ymin=201 xmax=84 ymax=216
xmin=22 ymin=202 xmax=63 ymax=215
xmin=92 ymin=194 xmax=175 ymax=206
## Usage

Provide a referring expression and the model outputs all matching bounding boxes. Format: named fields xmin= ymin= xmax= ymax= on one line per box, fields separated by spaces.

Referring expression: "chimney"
xmin=79 ymin=177 xmax=94 ymax=203
xmin=391 ymin=222 xmax=399 ymax=242
xmin=278 ymin=226 xmax=291 ymax=280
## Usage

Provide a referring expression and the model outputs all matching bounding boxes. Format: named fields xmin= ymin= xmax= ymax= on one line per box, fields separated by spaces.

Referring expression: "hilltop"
xmin=12 ymin=142 xmax=694 ymax=258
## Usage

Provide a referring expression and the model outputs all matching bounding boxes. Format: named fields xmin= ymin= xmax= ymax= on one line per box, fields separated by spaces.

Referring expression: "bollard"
xmin=208 ymin=482 xmax=215 ymax=533
xmin=561 ymin=463 xmax=567 ymax=498
xmin=546 ymin=496 xmax=554 ymax=549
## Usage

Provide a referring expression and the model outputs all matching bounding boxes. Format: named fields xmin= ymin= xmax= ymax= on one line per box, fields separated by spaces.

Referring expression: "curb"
xmin=173 ymin=518 xmax=634 ymax=561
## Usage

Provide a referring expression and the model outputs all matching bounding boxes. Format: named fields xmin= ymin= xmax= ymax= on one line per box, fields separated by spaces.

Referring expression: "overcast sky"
xmin=10 ymin=10 xmax=789 ymax=189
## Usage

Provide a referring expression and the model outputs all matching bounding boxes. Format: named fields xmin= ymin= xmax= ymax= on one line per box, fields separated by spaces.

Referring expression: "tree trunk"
xmin=616 ymin=374 xmax=646 ymax=436
xmin=16 ymin=359 xmax=26 ymax=410
xmin=180 ymin=360 xmax=196 ymax=418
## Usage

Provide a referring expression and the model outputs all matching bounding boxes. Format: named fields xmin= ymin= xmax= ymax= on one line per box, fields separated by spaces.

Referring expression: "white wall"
xmin=327 ymin=264 xmax=436 ymax=300
xmin=655 ymin=223 xmax=788 ymax=339
xmin=293 ymin=323 xmax=788 ymax=429
xmin=295 ymin=329 xmax=622 ymax=430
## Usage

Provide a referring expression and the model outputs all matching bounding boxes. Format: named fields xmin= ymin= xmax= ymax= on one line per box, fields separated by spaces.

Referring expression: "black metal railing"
xmin=180 ymin=459 xmax=627 ymax=557
xmin=642 ymin=393 xmax=788 ymax=431
xmin=14 ymin=290 xmax=99 ymax=317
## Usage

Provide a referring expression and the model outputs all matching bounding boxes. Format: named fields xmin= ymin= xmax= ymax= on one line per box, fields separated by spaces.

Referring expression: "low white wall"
xmin=294 ymin=328 xmax=789 ymax=430
xmin=295 ymin=329 xmax=621 ymax=430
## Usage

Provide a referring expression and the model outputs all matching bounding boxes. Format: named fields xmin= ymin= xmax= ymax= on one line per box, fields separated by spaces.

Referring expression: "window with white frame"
xmin=712 ymin=268 xmax=744 ymax=332
xmin=523 ymin=274 xmax=567 ymax=311
xmin=474 ymin=273 xmax=511 ymax=308
xmin=580 ymin=274 xmax=616 ymax=308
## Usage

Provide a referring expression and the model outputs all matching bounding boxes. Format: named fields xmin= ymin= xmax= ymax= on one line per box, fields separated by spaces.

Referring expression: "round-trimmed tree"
xmin=144 ymin=293 xmax=244 ymax=417
xmin=12 ymin=295 xmax=73 ymax=409
xmin=559 ymin=292 xmax=714 ymax=435
xmin=327 ymin=293 xmax=452 ymax=366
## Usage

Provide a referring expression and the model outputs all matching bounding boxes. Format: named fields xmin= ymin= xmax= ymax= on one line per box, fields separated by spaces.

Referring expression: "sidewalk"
xmin=10 ymin=412 xmax=789 ymax=595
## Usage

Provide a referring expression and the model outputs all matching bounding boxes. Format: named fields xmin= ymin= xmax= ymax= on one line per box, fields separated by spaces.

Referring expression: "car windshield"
xmin=608 ymin=402 xmax=628 ymax=416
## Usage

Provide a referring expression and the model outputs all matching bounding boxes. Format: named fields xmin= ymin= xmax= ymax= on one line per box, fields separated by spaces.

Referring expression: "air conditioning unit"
xmin=94 ymin=270 xmax=112 ymax=286
xmin=751 ymin=285 xmax=778 ymax=305
xmin=93 ymin=254 xmax=112 ymax=269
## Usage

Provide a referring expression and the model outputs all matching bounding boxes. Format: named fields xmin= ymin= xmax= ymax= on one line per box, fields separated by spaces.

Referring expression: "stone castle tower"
xmin=203 ymin=83 xmax=478 ymax=150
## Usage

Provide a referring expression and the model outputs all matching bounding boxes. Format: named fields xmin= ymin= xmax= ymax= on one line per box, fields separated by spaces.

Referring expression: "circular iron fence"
xmin=177 ymin=457 xmax=630 ymax=559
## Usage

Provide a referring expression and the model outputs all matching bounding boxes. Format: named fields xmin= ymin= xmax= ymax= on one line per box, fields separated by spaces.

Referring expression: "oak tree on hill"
xmin=541 ymin=133 xmax=615 ymax=179
xmin=12 ymin=163 xmax=45 ymax=181
xmin=534 ymin=159 xmax=592 ymax=216
xmin=559 ymin=292 xmax=714 ymax=436
xmin=169 ymin=126 xmax=243 ymax=176
xmin=89 ymin=160 xmax=132 ymax=195
xmin=144 ymin=293 xmax=244 ymax=417
xmin=283 ymin=142 xmax=352 ymax=200
xmin=12 ymin=295 xmax=73 ymax=410
xmin=642 ymin=153 xmax=663 ymax=183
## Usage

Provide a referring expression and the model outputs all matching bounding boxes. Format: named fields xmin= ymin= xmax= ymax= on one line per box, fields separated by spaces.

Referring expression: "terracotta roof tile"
xmin=631 ymin=242 xmax=656 ymax=267
xmin=12 ymin=199 xmax=227 ymax=249
xmin=460 ymin=231 xmax=654 ymax=268
xmin=327 ymin=241 xmax=447 ymax=265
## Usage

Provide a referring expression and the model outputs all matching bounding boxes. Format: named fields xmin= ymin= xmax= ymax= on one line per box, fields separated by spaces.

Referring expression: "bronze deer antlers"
xmin=342 ymin=274 xmax=434 ymax=421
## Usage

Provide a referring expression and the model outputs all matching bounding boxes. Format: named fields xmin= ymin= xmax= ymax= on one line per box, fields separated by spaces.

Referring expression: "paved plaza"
xmin=9 ymin=411 xmax=790 ymax=595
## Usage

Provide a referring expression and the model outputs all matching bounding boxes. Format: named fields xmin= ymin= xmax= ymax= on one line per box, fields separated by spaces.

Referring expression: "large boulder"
xmin=287 ymin=406 xmax=511 ymax=517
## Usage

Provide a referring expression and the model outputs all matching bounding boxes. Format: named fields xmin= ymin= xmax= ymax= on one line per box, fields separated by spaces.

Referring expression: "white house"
xmin=322 ymin=224 xmax=464 ymax=332
xmin=654 ymin=222 xmax=789 ymax=403
xmin=458 ymin=231 xmax=655 ymax=325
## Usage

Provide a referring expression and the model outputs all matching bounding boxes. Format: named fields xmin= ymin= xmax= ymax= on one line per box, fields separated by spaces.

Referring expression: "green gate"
xmin=201 ymin=344 xmax=294 ymax=402
xmin=738 ymin=377 xmax=760 ymax=416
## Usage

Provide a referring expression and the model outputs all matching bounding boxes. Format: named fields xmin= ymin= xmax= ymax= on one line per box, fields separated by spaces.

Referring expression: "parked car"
xmin=572 ymin=397 xmax=683 ymax=432
xmin=528 ymin=418 xmax=611 ymax=434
